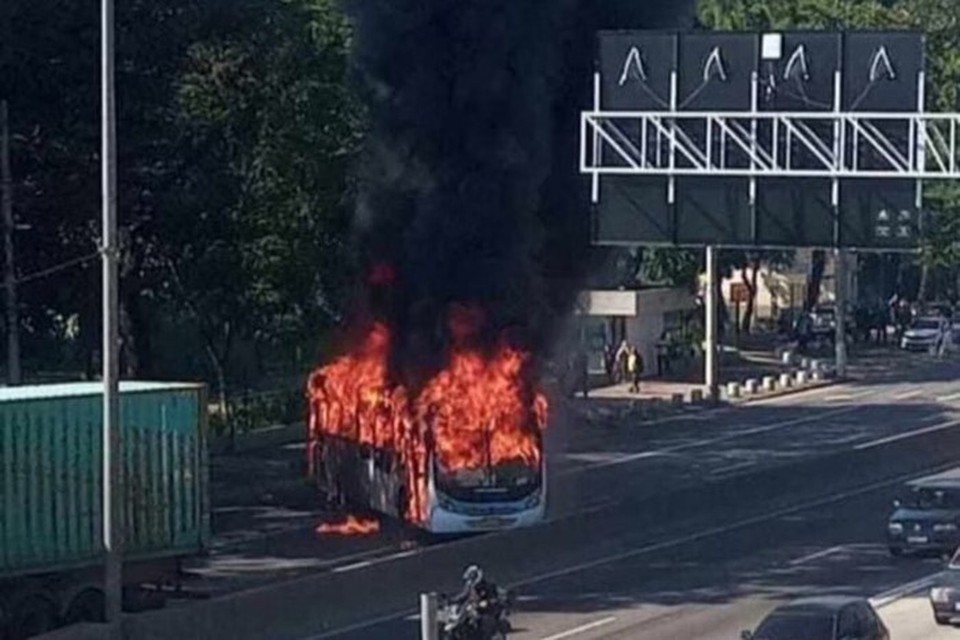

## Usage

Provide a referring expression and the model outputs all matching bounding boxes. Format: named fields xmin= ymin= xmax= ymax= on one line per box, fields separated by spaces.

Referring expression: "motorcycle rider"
xmin=454 ymin=565 xmax=503 ymax=634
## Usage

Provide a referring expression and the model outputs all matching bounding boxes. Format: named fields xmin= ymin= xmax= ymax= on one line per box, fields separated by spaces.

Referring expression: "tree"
xmin=3 ymin=0 xmax=361 ymax=401
xmin=154 ymin=0 xmax=361 ymax=418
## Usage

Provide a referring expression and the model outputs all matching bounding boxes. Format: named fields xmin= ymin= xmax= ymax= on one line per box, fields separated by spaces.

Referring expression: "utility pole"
xmin=101 ymin=0 xmax=123 ymax=632
xmin=834 ymin=249 xmax=848 ymax=379
xmin=1 ymin=100 xmax=20 ymax=385
xmin=705 ymin=245 xmax=719 ymax=400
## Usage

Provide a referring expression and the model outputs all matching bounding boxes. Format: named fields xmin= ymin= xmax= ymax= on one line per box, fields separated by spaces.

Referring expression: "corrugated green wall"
xmin=0 ymin=384 xmax=209 ymax=579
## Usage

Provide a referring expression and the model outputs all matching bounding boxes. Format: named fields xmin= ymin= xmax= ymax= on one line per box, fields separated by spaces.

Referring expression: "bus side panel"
xmin=311 ymin=433 xmax=407 ymax=520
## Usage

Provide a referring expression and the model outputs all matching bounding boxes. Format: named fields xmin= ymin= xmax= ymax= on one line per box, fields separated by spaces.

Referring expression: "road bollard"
xmin=779 ymin=373 xmax=793 ymax=389
xmin=421 ymin=593 xmax=438 ymax=640
xmin=726 ymin=382 xmax=741 ymax=399
xmin=690 ymin=389 xmax=704 ymax=404
xmin=744 ymin=379 xmax=759 ymax=394
xmin=671 ymin=392 xmax=684 ymax=406
xmin=800 ymin=357 xmax=811 ymax=370
xmin=762 ymin=376 xmax=776 ymax=392
xmin=781 ymin=350 xmax=795 ymax=366
xmin=795 ymin=371 xmax=809 ymax=385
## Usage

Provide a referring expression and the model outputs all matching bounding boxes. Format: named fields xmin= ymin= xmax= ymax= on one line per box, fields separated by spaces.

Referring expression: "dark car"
xmin=741 ymin=596 xmax=889 ymax=640
xmin=929 ymin=547 xmax=960 ymax=625
xmin=887 ymin=469 xmax=960 ymax=556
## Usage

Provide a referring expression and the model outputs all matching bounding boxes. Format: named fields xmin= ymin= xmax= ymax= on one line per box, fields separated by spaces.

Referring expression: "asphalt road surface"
xmin=121 ymin=348 xmax=960 ymax=640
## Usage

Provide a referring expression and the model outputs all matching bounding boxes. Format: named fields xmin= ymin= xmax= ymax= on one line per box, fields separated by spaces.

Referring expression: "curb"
xmin=735 ymin=378 xmax=842 ymax=404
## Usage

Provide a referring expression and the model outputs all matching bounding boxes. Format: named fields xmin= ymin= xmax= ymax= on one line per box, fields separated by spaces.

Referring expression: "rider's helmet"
xmin=462 ymin=564 xmax=483 ymax=587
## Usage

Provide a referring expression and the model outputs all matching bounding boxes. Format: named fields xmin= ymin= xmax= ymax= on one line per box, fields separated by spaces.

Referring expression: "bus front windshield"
xmin=434 ymin=447 xmax=542 ymax=502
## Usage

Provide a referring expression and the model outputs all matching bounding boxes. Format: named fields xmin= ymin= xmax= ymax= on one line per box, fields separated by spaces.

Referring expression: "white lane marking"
xmin=937 ymin=391 xmax=960 ymax=402
xmin=511 ymin=462 xmax=959 ymax=591
xmin=893 ymin=389 xmax=923 ymax=400
xmin=563 ymin=404 xmax=861 ymax=476
xmin=824 ymin=389 xmax=873 ymax=402
xmin=870 ymin=574 xmax=940 ymax=608
xmin=787 ymin=545 xmax=846 ymax=566
xmin=303 ymin=461 xmax=960 ymax=639
xmin=331 ymin=560 xmax=372 ymax=573
xmin=853 ymin=419 xmax=960 ymax=451
xmin=539 ymin=616 xmax=618 ymax=640
xmin=711 ymin=461 xmax=756 ymax=477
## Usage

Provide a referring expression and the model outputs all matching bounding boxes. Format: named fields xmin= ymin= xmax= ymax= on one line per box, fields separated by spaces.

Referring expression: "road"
xmin=120 ymin=347 xmax=960 ymax=639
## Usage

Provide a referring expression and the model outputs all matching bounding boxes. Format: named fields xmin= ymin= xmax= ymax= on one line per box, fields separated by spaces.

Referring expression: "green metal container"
xmin=0 ymin=381 xmax=210 ymax=580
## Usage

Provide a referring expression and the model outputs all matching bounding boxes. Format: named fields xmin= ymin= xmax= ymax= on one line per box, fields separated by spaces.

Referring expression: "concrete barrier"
xmin=779 ymin=373 xmax=793 ymax=389
xmin=795 ymin=371 xmax=809 ymax=385
xmin=726 ymin=382 xmax=742 ymax=399
xmin=689 ymin=389 xmax=704 ymax=404
xmin=744 ymin=379 xmax=759 ymax=394
xmin=762 ymin=376 xmax=777 ymax=392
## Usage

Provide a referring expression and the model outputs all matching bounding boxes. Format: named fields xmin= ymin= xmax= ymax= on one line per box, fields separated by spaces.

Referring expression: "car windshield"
xmin=912 ymin=319 xmax=941 ymax=330
xmin=905 ymin=486 xmax=960 ymax=509
xmin=753 ymin=612 xmax=835 ymax=639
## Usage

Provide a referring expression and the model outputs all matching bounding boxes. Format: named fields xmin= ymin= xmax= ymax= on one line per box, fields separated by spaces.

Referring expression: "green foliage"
xmin=4 ymin=0 xmax=363 ymax=398
xmin=640 ymin=248 xmax=702 ymax=291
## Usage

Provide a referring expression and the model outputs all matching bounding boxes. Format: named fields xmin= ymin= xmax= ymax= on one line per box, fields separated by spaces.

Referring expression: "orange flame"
xmin=306 ymin=309 xmax=547 ymax=526
xmin=316 ymin=515 xmax=381 ymax=536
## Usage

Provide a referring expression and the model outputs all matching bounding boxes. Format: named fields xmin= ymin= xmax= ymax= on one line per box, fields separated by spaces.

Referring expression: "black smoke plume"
xmin=343 ymin=0 xmax=694 ymax=384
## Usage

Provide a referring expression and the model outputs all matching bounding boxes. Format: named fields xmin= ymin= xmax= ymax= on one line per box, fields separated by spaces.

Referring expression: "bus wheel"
xmin=64 ymin=589 xmax=105 ymax=624
xmin=6 ymin=595 xmax=58 ymax=640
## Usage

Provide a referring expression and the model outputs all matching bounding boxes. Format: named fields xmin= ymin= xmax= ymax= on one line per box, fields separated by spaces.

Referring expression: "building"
xmin=719 ymin=249 xmax=859 ymax=324
xmin=574 ymin=288 xmax=698 ymax=376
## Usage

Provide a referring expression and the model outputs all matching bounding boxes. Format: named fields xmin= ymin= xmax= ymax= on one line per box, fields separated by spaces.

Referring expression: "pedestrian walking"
xmin=628 ymin=346 xmax=643 ymax=394
xmin=574 ymin=348 xmax=589 ymax=398
xmin=615 ymin=339 xmax=629 ymax=384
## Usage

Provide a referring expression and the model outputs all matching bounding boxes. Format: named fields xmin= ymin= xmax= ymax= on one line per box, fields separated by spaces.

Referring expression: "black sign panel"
xmin=756 ymin=32 xmax=841 ymax=247
xmin=592 ymin=29 xmax=926 ymax=250
xmin=595 ymin=32 xmax=677 ymax=244
xmin=841 ymin=32 xmax=923 ymax=249
xmin=599 ymin=31 xmax=676 ymax=110
xmin=596 ymin=178 xmax=673 ymax=244
xmin=675 ymin=33 xmax=757 ymax=245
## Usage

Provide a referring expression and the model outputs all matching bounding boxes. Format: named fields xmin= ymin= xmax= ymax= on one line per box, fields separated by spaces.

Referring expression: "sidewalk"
xmin=584 ymin=332 xmax=799 ymax=402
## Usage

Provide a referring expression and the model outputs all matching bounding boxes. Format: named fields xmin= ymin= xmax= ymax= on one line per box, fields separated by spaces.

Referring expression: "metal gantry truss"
xmin=581 ymin=110 xmax=960 ymax=180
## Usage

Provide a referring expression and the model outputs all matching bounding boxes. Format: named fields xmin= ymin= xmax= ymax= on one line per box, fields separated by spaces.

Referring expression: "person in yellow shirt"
xmin=627 ymin=346 xmax=643 ymax=394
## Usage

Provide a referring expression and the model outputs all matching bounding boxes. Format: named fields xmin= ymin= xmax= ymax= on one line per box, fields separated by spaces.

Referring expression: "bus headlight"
xmin=934 ymin=523 xmax=958 ymax=533
xmin=888 ymin=522 xmax=904 ymax=535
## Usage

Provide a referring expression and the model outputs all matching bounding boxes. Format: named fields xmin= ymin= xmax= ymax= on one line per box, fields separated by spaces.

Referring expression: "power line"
xmin=15 ymin=251 xmax=100 ymax=285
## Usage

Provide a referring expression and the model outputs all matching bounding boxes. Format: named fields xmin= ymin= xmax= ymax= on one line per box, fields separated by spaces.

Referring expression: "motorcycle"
xmin=437 ymin=587 xmax=513 ymax=640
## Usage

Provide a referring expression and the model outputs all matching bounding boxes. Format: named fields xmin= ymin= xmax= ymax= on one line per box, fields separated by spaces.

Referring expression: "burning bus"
xmin=306 ymin=318 xmax=548 ymax=533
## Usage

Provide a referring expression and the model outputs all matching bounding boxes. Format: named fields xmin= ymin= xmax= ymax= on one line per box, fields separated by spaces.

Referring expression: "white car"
xmin=901 ymin=316 xmax=948 ymax=352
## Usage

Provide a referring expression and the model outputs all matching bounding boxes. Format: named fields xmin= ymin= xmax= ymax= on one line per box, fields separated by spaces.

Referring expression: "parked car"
xmin=900 ymin=316 xmax=948 ymax=352
xmin=887 ymin=468 xmax=960 ymax=556
xmin=929 ymin=547 xmax=960 ymax=625
xmin=810 ymin=305 xmax=855 ymax=339
xmin=741 ymin=596 xmax=889 ymax=640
